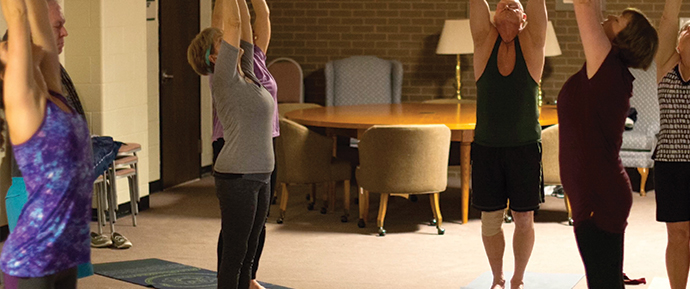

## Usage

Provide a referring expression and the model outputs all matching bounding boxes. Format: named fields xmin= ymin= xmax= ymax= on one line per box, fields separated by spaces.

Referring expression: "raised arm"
xmin=1 ymin=0 xmax=33 ymax=99
xmin=222 ymin=0 xmax=241 ymax=48
xmin=237 ymin=0 xmax=253 ymax=44
xmin=469 ymin=0 xmax=493 ymax=47
xmin=524 ymin=0 xmax=547 ymax=48
xmin=1 ymin=0 xmax=47 ymax=144
xmin=657 ymin=0 xmax=682 ymax=82
xmin=251 ymin=0 xmax=271 ymax=52
xmin=26 ymin=0 xmax=60 ymax=94
xmin=573 ymin=0 xmax=610 ymax=78
xmin=212 ymin=0 xmax=223 ymax=30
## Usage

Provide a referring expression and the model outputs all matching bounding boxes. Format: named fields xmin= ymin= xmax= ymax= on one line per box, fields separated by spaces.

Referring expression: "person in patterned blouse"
xmin=654 ymin=0 xmax=690 ymax=288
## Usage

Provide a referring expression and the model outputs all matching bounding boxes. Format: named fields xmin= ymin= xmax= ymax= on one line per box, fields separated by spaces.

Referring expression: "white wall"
xmin=65 ymin=0 xmax=150 ymax=204
xmin=147 ymin=0 xmax=160 ymax=181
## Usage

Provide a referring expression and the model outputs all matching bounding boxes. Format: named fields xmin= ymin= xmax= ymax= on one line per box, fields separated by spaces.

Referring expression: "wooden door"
xmin=159 ymin=0 xmax=201 ymax=189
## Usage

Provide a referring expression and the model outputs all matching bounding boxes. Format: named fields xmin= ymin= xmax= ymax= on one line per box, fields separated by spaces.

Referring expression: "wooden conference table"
xmin=285 ymin=102 xmax=559 ymax=224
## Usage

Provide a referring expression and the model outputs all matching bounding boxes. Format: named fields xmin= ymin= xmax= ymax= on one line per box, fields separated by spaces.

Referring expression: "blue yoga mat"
xmin=94 ymin=258 xmax=291 ymax=289
xmin=462 ymin=271 xmax=584 ymax=289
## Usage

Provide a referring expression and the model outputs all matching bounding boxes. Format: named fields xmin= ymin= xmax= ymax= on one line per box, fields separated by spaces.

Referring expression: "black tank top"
xmin=475 ymin=35 xmax=541 ymax=147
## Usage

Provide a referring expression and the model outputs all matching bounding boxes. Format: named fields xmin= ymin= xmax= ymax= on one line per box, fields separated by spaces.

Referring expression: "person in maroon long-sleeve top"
xmin=557 ymin=0 xmax=658 ymax=287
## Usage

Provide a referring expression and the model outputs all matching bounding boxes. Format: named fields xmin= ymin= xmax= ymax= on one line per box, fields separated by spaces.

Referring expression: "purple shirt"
xmin=212 ymin=45 xmax=279 ymax=141
xmin=1 ymin=93 xmax=93 ymax=277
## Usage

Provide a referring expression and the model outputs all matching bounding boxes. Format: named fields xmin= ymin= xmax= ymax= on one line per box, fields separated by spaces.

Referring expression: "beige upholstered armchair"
xmin=356 ymin=125 xmax=451 ymax=236
xmin=541 ymin=125 xmax=573 ymax=225
xmin=275 ymin=118 xmax=352 ymax=224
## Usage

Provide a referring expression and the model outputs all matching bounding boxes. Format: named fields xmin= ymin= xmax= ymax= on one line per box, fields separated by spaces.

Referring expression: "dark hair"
xmin=612 ymin=8 xmax=659 ymax=70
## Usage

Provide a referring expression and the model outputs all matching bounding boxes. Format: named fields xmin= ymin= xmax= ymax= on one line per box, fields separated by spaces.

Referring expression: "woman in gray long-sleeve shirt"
xmin=187 ymin=0 xmax=274 ymax=288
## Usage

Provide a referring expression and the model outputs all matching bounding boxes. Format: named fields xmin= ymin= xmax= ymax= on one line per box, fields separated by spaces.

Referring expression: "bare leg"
xmin=250 ymin=280 xmax=267 ymax=289
xmin=510 ymin=211 xmax=535 ymax=289
xmin=666 ymin=221 xmax=690 ymax=289
xmin=482 ymin=231 xmax=506 ymax=289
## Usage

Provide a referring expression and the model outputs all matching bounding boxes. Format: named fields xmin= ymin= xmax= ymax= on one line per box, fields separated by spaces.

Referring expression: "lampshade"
xmin=436 ymin=19 xmax=474 ymax=55
xmin=545 ymin=21 xmax=562 ymax=57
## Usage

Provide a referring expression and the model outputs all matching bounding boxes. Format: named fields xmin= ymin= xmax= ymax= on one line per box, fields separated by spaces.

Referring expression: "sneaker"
xmin=111 ymin=232 xmax=132 ymax=249
xmin=551 ymin=185 xmax=565 ymax=199
xmin=90 ymin=232 xmax=113 ymax=248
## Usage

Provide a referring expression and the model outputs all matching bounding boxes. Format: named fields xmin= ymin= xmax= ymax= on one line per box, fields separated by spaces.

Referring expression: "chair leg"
xmin=108 ymin=162 xmax=118 ymax=224
xmin=429 ymin=195 xmax=438 ymax=226
xmin=564 ymin=191 xmax=573 ymax=226
xmin=95 ymin=183 xmax=104 ymax=235
xmin=377 ymin=193 xmax=389 ymax=236
xmin=321 ymin=182 xmax=335 ymax=214
xmin=128 ymin=176 xmax=137 ymax=227
xmin=330 ymin=182 xmax=336 ymax=213
xmin=341 ymin=180 xmax=350 ymax=223
xmin=277 ymin=183 xmax=289 ymax=224
xmin=99 ymin=173 xmax=108 ymax=227
xmin=431 ymin=193 xmax=444 ymax=235
xmin=364 ymin=189 xmax=370 ymax=220
xmin=358 ymin=187 xmax=367 ymax=228
xmin=637 ymin=167 xmax=649 ymax=197
xmin=132 ymin=161 xmax=140 ymax=212
xmin=106 ymin=166 xmax=117 ymax=234
xmin=504 ymin=200 xmax=512 ymax=223
xmin=307 ymin=183 xmax=316 ymax=211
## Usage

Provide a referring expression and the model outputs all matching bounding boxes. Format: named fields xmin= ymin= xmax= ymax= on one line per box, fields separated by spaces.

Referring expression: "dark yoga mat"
xmin=94 ymin=258 xmax=291 ymax=289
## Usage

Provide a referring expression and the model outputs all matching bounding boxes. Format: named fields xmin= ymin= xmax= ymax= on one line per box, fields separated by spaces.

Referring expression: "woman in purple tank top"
xmin=557 ymin=0 xmax=657 ymax=287
xmin=0 ymin=0 xmax=92 ymax=288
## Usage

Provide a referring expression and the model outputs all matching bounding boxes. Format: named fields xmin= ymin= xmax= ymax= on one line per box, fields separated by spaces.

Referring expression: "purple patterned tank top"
xmin=1 ymin=92 xmax=93 ymax=277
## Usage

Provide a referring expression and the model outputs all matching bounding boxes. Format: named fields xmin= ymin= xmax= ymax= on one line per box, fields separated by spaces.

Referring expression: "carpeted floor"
xmin=3 ymin=172 xmax=670 ymax=288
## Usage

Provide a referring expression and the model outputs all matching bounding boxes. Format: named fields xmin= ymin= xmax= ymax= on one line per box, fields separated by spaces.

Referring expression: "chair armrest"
xmin=278 ymin=118 xmax=335 ymax=182
xmin=325 ymin=61 xmax=335 ymax=106
xmin=391 ymin=60 xmax=403 ymax=104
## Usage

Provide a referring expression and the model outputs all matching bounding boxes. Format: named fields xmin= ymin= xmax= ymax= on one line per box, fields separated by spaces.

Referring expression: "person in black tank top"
xmin=469 ymin=0 xmax=547 ymax=288
xmin=557 ymin=0 xmax=657 ymax=287
xmin=654 ymin=0 xmax=690 ymax=288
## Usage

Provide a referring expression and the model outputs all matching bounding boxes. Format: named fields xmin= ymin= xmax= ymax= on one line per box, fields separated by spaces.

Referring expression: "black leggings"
xmin=214 ymin=174 xmax=270 ymax=289
xmin=3 ymin=267 xmax=77 ymax=289
xmin=574 ymin=220 xmax=624 ymax=289
xmin=213 ymin=138 xmax=277 ymax=280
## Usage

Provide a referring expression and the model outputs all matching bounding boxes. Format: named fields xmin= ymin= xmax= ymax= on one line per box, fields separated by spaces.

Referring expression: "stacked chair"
xmin=93 ymin=142 xmax=141 ymax=249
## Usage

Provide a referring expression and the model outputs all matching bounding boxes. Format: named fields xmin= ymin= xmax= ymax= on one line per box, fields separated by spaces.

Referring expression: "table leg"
xmin=460 ymin=141 xmax=471 ymax=224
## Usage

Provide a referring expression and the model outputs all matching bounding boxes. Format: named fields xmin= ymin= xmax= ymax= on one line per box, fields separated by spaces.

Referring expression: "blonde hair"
xmin=187 ymin=27 xmax=223 ymax=76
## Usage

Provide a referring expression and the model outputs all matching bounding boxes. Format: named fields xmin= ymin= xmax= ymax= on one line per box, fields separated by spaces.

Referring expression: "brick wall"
xmin=265 ymin=0 xmax=688 ymax=105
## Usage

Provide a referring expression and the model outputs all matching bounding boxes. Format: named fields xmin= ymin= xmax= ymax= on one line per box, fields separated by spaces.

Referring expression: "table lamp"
xmin=436 ymin=19 xmax=474 ymax=100
xmin=541 ymin=21 xmax=562 ymax=106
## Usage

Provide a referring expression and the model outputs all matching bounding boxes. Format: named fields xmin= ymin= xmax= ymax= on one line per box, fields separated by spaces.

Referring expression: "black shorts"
xmin=471 ymin=142 xmax=544 ymax=212
xmin=655 ymin=161 xmax=690 ymax=222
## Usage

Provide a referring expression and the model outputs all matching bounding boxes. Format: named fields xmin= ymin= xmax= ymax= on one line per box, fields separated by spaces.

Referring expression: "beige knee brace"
xmin=481 ymin=210 xmax=504 ymax=237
